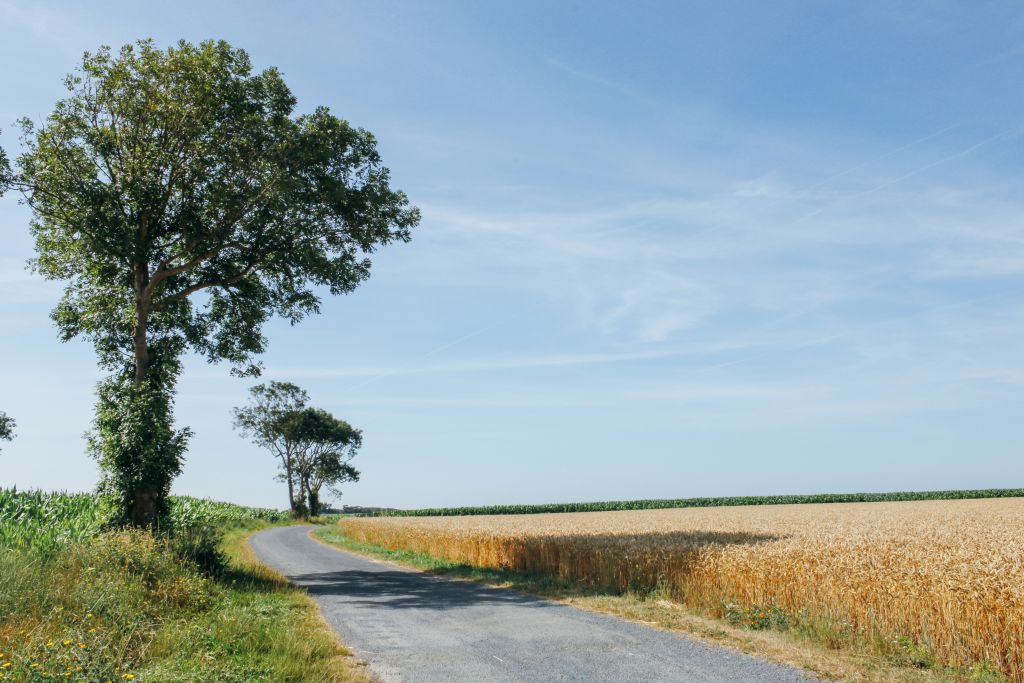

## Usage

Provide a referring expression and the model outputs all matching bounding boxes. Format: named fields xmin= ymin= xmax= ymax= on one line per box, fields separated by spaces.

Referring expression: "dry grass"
xmin=339 ymin=498 xmax=1024 ymax=680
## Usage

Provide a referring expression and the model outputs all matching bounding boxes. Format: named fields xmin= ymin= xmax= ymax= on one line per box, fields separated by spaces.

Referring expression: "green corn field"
xmin=0 ymin=488 xmax=287 ymax=553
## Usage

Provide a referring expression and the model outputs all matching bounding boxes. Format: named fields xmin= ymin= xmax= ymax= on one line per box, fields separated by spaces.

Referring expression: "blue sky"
xmin=1 ymin=1 xmax=1023 ymax=509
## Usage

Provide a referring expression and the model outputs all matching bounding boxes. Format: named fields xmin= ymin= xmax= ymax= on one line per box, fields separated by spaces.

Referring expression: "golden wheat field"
xmin=338 ymin=498 xmax=1024 ymax=679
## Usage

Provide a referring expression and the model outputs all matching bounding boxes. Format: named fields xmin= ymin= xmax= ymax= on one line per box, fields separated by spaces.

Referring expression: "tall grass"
xmin=0 ymin=487 xmax=365 ymax=682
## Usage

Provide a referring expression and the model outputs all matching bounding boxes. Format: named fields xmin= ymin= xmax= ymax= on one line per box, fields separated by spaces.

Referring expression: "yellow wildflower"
xmin=62 ymin=639 xmax=72 ymax=646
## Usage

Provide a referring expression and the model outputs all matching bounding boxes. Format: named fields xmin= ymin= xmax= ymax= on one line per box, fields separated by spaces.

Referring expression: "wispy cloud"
xmin=266 ymin=345 xmax=738 ymax=380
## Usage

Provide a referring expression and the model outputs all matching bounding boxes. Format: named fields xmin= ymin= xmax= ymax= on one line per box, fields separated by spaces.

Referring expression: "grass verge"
xmin=313 ymin=527 xmax=1006 ymax=683
xmin=0 ymin=521 xmax=370 ymax=682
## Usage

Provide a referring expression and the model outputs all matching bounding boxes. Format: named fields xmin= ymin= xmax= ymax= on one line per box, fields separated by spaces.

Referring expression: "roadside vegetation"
xmin=1 ymin=488 xmax=370 ymax=682
xmin=326 ymin=497 xmax=1021 ymax=682
xmin=360 ymin=487 xmax=1024 ymax=516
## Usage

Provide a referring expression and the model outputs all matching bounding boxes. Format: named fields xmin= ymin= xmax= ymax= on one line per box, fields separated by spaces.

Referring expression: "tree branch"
xmin=153 ymin=263 xmax=258 ymax=308
xmin=145 ymin=240 xmax=247 ymax=297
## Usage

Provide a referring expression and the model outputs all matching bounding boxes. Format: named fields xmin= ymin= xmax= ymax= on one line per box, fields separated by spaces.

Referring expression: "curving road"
xmin=250 ymin=526 xmax=817 ymax=683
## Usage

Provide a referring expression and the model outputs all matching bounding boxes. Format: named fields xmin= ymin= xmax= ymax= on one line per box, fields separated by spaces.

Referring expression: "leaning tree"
xmin=235 ymin=386 xmax=361 ymax=517
xmin=233 ymin=381 xmax=310 ymax=515
xmin=1 ymin=40 xmax=419 ymax=526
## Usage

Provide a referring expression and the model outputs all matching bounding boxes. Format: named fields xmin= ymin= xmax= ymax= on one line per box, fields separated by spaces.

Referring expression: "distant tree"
xmin=233 ymin=382 xmax=310 ymax=515
xmin=2 ymin=40 xmax=418 ymax=527
xmin=0 ymin=135 xmax=9 ymax=188
xmin=288 ymin=408 xmax=362 ymax=516
xmin=0 ymin=411 xmax=15 ymax=451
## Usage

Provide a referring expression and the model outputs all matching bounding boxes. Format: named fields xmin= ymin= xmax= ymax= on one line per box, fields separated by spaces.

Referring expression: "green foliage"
xmin=89 ymin=368 xmax=190 ymax=526
xmin=286 ymin=407 xmax=361 ymax=517
xmin=0 ymin=129 xmax=9 ymax=190
xmin=4 ymin=39 xmax=418 ymax=525
xmin=0 ymin=488 xmax=286 ymax=555
xmin=234 ymin=382 xmax=310 ymax=452
xmin=167 ymin=496 xmax=287 ymax=528
xmin=11 ymin=38 xmax=419 ymax=376
xmin=0 ymin=490 xmax=116 ymax=553
xmin=235 ymin=384 xmax=361 ymax=517
xmin=234 ymin=381 xmax=309 ymax=515
xmin=723 ymin=603 xmax=792 ymax=630
xmin=0 ymin=410 xmax=15 ymax=450
xmin=369 ymin=488 xmax=1024 ymax=517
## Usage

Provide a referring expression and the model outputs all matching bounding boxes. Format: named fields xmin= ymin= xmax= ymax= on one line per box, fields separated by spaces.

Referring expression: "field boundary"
xmin=355 ymin=487 xmax=1024 ymax=517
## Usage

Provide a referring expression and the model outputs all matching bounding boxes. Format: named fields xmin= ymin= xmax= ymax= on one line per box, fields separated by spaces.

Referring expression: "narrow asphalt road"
xmin=250 ymin=526 xmax=817 ymax=683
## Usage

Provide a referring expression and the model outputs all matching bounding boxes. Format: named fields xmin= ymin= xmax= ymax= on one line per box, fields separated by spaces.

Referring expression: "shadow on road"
xmin=294 ymin=528 xmax=781 ymax=611
xmin=289 ymin=567 xmax=553 ymax=610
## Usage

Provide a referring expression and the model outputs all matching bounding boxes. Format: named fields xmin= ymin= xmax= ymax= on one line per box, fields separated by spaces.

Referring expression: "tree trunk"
xmin=129 ymin=269 xmax=156 ymax=527
xmin=300 ymin=473 xmax=311 ymax=519
xmin=285 ymin=456 xmax=295 ymax=514
xmin=131 ymin=488 xmax=158 ymax=528
xmin=133 ymin=298 xmax=149 ymax=389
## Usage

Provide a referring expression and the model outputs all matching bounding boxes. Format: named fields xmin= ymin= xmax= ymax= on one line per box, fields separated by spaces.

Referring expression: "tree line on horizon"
xmin=0 ymin=39 xmax=419 ymax=525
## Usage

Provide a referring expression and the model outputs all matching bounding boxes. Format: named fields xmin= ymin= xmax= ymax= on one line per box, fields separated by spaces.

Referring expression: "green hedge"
xmin=371 ymin=488 xmax=1024 ymax=517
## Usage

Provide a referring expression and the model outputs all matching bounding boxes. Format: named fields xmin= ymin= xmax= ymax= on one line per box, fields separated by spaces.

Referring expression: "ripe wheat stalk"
xmin=339 ymin=499 xmax=1024 ymax=679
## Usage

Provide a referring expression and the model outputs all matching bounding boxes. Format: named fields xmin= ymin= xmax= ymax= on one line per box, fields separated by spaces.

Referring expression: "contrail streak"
xmin=790 ymin=126 xmax=1019 ymax=227
xmin=795 ymin=122 xmax=962 ymax=194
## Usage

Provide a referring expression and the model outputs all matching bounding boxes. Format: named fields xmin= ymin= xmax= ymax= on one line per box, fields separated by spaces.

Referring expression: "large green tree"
xmin=1 ymin=40 xmax=419 ymax=526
